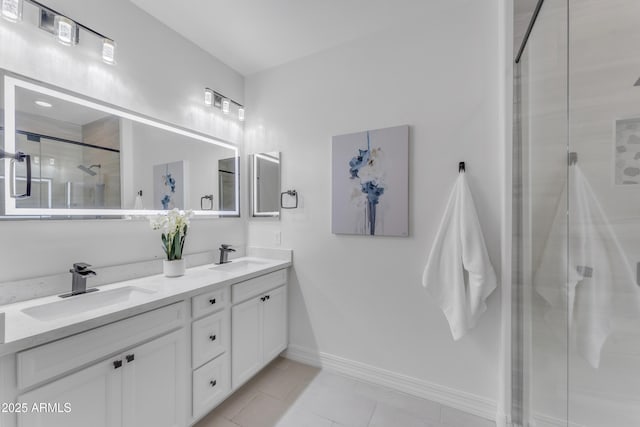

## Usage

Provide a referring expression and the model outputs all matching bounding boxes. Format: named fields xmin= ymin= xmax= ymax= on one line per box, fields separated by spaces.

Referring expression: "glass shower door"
xmin=567 ymin=1 xmax=640 ymax=425
xmin=516 ymin=0 xmax=570 ymax=425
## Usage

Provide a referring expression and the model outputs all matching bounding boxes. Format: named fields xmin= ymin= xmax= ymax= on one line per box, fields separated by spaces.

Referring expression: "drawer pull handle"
xmin=209 ymin=334 xmax=217 ymax=341
xmin=210 ymin=380 xmax=217 ymax=387
xmin=113 ymin=360 xmax=122 ymax=369
xmin=209 ymin=298 xmax=216 ymax=305
xmin=126 ymin=354 xmax=135 ymax=363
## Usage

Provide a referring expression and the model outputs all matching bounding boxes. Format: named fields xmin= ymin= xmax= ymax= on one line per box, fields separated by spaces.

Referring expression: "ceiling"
xmin=130 ymin=0 xmax=431 ymax=76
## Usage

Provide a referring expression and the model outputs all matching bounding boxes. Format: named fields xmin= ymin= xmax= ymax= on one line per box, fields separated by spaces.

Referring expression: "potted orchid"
xmin=149 ymin=208 xmax=193 ymax=277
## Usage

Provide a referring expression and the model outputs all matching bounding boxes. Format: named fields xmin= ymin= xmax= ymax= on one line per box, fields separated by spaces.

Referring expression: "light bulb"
xmin=222 ymin=98 xmax=230 ymax=114
xmin=54 ymin=15 xmax=77 ymax=46
xmin=204 ymin=88 xmax=213 ymax=106
xmin=102 ymin=39 xmax=116 ymax=64
xmin=238 ymin=107 xmax=245 ymax=121
xmin=1 ymin=0 xmax=22 ymax=22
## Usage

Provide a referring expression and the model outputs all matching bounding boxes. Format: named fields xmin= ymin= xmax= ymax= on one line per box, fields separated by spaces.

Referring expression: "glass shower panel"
xmin=567 ymin=1 xmax=640 ymax=425
xmin=516 ymin=0 xmax=569 ymax=425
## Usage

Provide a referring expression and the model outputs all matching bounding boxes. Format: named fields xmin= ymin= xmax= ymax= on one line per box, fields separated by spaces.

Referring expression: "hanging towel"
xmin=534 ymin=164 xmax=640 ymax=368
xmin=422 ymin=172 xmax=497 ymax=340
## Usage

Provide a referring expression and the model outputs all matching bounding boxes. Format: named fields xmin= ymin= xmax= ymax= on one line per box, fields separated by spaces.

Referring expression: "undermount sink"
xmin=209 ymin=259 xmax=270 ymax=272
xmin=21 ymin=286 xmax=157 ymax=321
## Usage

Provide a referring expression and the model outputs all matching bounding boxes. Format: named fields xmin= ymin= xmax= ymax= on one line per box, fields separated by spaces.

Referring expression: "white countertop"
xmin=0 ymin=256 xmax=291 ymax=355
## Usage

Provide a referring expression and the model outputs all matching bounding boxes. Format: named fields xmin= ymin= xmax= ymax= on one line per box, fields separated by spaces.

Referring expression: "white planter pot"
xmin=163 ymin=258 xmax=186 ymax=277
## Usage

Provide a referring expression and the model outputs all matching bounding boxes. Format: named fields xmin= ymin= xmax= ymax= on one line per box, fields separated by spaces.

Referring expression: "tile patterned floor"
xmin=194 ymin=357 xmax=495 ymax=427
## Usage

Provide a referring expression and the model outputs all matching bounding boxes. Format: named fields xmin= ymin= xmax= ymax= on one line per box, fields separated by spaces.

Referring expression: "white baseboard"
xmin=283 ymin=344 xmax=500 ymax=424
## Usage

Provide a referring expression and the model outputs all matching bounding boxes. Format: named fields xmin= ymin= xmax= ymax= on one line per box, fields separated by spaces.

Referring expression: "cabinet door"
xmin=122 ymin=330 xmax=186 ymax=427
xmin=17 ymin=357 xmax=122 ymax=427
xmin=231 ymin=297 xmax=262 ymax=388
xmin=262 ymin=285 xmax=288 ymax=363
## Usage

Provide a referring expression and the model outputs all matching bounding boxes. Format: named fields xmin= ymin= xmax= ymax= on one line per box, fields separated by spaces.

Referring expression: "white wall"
xmin=245 ymin=0 xmax=503 ymax=409
xmin=0 ymin=0 xmax=245 ymax=282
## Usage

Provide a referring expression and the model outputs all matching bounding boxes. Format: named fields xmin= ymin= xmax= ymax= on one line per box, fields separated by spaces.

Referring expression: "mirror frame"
xmin=3 ymin=75 xmax=240 ymax=217
xmin=250 ymin=152 xmax=280 ymax=218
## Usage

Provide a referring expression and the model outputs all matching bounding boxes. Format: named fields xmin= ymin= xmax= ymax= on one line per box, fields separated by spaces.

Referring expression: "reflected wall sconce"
xmin=204 ymin=88 xmax=214 ymax=106
xmin=1 ymin=0 xmax=117 ymax=65
xmin=203 ymin=88 xmax=245 ymax=121
xmin=1 ymin=0 xmax=22 ymax=23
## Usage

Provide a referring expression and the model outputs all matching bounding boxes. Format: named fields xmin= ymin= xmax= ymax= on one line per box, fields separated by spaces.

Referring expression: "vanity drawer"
xmin=192 ymin=352 xmax=230 ymax=418
xmin=192 ymin=310 xmax=228 ymax=368
xmin=192 ymin=287 xmax=228 ymax=318
xmin=231 ymin=270 xmax=287 ymax=304
xmin=17 ymin=302 xmax=185 ymax=390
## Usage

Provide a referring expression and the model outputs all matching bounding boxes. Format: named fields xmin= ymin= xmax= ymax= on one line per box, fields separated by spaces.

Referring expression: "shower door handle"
xmin=9 ymin=153 xmax=31 ymax=199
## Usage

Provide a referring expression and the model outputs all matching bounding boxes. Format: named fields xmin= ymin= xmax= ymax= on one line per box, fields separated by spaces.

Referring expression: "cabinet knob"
xmin=126 ymin=354 xmax=135 ymax=363
xmin=266 ymin=295 xmax=270 ymax=300
xmin=209 ymin=298 xmax=216 ymax=305
xmin=260 ymin=296 xmax=266 ymax=302
xmin=209 ymin=334 xmax=217 ymax=341
xmin=210 ymin=380 xmax=217 ymax=387
xmin=113 ymin=360 xmax=122 ymax=369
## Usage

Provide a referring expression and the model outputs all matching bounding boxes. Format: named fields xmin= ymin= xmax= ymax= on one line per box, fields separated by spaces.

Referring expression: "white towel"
xmin=535 ymin=164 xmax=640 ymax=368
xmin=422 ymin=172 xmax=497 ymax=340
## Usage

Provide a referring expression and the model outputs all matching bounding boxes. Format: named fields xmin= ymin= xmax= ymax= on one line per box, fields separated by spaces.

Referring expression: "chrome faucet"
xmin=61 ymin=263 xmax=98 ymax=298
xmin=217 ymin=244 xmax=236 ymax=264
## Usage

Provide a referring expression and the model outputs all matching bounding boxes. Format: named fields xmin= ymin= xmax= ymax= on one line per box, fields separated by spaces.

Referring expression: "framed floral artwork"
xmin=331 ymin=125 xmax=409 ymax=236
xmin=153 ymin=160 xmax=185 ymax=210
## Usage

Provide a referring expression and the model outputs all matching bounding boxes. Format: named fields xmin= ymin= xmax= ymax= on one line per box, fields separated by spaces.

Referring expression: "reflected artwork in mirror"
xmin=0 ymin=74 xmax=240 ymax=218
xmin=251 ymin=152 xmax=280 ymax=217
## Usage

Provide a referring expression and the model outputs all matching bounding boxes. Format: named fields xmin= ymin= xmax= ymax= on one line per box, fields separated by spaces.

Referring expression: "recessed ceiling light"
xmin=35 ymin=100 xmax=53 ymax=108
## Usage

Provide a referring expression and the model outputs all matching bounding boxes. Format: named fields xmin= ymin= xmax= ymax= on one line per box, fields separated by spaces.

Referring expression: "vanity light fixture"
xmin=53 ymin=15 xmax=77 ymax=46
xmin=1 ymin=0 xmax=22 ymax=22
xmin=205 ymin=89 xmax=245 ymax=120
xmin=102 ymin=38 xmax=116 ymax=64
xmin=3 ymin=0 xmax=117 ymax=64
xmin=204 ymin=88 xmax=214 ymax=106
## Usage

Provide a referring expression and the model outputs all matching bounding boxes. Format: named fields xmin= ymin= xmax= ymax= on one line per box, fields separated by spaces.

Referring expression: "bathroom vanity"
xmin=0 ymin=254 xmax=290 ymax=427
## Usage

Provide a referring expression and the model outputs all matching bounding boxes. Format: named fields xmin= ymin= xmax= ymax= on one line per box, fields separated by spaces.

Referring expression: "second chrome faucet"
xmin=217 ymin=244 xmax=236 ymax=264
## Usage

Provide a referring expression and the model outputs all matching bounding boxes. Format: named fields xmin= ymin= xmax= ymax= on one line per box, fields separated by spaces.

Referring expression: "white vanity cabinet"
xmin=231 ymin=270 xmax=288 ymax=388
xmin=189 ymin=288 xmax=231 ymax=420
xmin=9 ymin=302 xmax=187 ymax=427
xmin=0 ymin=258 xmax=291 ymax=427
xmin=17 ymin=329 xmax=186 ymax=427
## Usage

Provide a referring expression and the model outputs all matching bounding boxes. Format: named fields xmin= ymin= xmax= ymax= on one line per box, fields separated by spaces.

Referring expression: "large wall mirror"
xmin=0 ymin=74 xmax=239 ymax=218
xmin=250 ymin=152 xmax=280 ymax=217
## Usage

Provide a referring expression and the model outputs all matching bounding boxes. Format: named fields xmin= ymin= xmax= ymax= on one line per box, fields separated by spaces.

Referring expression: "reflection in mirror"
xmin=251 ymin=152 xmax=280 ymax=217
xmin=1 ymin=75 xmax=239 ymax=218
xmin=218 ymin=157 xmax=238 ymax=213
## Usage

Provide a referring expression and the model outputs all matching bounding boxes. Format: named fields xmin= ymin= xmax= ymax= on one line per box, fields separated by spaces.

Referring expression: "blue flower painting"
xmin=154 ymin=161 xmax=185 ymax=210
xmin=348 ymin=132 xmax=385 ymax=235
xmin=332 ymin=125 xmax=409 ymax=237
